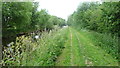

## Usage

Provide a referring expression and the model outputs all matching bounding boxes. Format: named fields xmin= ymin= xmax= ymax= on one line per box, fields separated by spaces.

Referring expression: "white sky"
xmin=34 ymin=0 xmax=101 ymax=20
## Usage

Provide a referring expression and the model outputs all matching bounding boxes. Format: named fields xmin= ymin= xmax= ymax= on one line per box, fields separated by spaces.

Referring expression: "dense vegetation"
xmin=2 ymin=28 xmax=68 ymax=66
xmin=1 ymin=1 xmax=119 ymax=66
xmin=2 ymin=2 xmax=66 ymax=45
xmin=67 ymin=2 xmax=120 ymax=35
xmin=67 ymin=2 xmax=119 ymax=63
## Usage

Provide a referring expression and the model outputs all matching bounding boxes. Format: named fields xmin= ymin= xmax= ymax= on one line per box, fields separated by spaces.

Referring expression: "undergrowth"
xmin=2 ymin=28 xmax=68 ymax=66
xmin=79 ymin=29 xmax=119 ymax=61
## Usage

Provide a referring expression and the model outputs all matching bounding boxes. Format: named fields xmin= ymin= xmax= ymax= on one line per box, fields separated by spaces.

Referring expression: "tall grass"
xmin=2 ymin=28 xmax=69 ymax=66
xmin=79 ymin=29 xmax=118 ymax=60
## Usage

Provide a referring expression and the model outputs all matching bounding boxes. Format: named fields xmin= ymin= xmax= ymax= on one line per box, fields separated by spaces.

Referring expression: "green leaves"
xmin=2 ymin=2 xmax=66 ymax=45
xmin=2 ymin=2 xmax=33 ymax=37
xmin=67 ymin=2 xmax=120 ymax=35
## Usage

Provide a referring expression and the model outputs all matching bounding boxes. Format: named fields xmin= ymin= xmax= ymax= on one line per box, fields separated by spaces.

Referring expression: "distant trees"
xmin=67 ymin=2 xmax=120 ymax=36
xmin=48 ymin=16 xmax=66 ymax=27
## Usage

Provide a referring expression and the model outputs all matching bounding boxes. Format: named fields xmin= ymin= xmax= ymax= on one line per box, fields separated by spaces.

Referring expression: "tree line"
xmin=67 ymin=2 xmax=120 ymax=36
xmin=2 ymin=2 xmax=66 ymax=45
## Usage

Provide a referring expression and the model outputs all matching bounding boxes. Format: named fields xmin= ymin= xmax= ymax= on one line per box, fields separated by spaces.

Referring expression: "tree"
xmin=67 ymin=2 xmax=120 ymax=36
xmin=2 ymin=2 xmax=33 ymax=37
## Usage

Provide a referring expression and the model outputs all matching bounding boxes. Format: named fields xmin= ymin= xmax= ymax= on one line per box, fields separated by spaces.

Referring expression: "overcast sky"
xmin=34 ymin=0 xmax=101 ymax=20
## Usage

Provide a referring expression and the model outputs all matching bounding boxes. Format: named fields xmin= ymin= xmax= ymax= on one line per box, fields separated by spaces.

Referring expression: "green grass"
xmin=55 ymin=27 xmax=118 ymax=66
xmin=2 ymin=27 xmax=118 ymax=66
xmin=78 ymin=28 xmax=118 ymax=61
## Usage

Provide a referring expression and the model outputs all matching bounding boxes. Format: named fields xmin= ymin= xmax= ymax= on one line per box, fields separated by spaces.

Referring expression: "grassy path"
xmin=55 ymin=27 xmax=118 ymax=66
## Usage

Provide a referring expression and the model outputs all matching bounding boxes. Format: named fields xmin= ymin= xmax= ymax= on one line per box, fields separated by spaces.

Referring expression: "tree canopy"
xmin=2 ymin=2 xmax=66 ymax=38
xmin=67 ymin=2 xmax=120 ymax=36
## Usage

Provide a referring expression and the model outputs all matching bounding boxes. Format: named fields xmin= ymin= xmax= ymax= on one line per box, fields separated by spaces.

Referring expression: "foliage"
xmin=67 ymin=2 xmax=120 ymax=35
xmin=67 ymin=2 xmax=119 ymax=63
xmin=2 ymin=2 xmax=33 ymax=37
xmin=2 ymin=28 xmax=68 ymax=66
xmin=48 ymin=16 xmax=66 ymax=28
xmin=2 ymin=2 xmax=66 ymax=45
xmin=2 ymin=1 xmax=119 ymax=66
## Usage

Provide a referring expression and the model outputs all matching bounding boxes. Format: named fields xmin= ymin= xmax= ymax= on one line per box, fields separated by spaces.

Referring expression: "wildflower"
xmin=35 ymin=35 xmax=39 ymax=39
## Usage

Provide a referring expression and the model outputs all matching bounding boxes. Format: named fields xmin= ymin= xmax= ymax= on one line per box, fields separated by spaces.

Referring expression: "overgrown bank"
xmin=2 ymin=28 xmax=69 ymax=66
